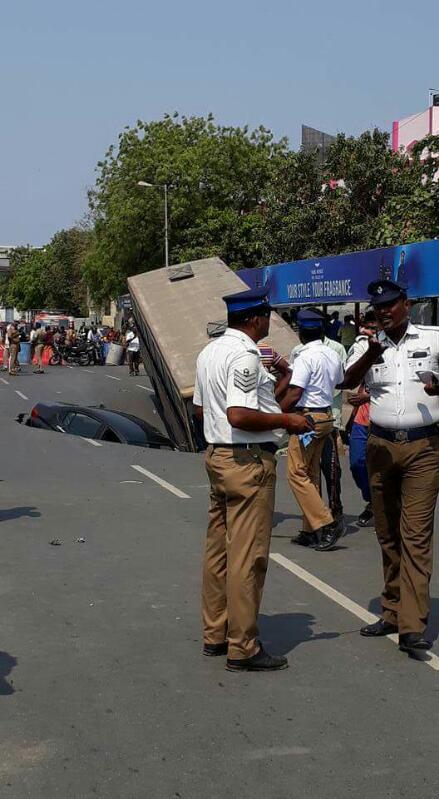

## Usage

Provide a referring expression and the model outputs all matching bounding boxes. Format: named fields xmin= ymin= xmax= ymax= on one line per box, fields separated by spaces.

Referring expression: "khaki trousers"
xmin=34 ymin=344 xmax=44 ymax=370
xmin=9 ymin=344 xmax=19 ymax=373
xmin=367 ymin=433 xmax=439 ymax=634
xmin=202 ymin=445 xmax=276 ymax=660
xmin=287 ymin=411 xmax=334 ymax=533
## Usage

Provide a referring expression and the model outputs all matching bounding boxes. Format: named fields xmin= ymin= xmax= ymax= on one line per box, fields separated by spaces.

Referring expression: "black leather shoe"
xmin=291 ymin=531 xmax=318 ymax=547
xmin=360 ymin=619 xmax=398 ymax=637
xmin=203 ymin=642 xmax=228 ymax=657
xmin=357 ymin=503 xmax=374 ymax=528
xmin=226 ymin=646 xmax=288 ymax=672
xmin=314 ymin=519 xmax=344 ymax=551
xmin=399 ymin=633 xmax=432 ymax=652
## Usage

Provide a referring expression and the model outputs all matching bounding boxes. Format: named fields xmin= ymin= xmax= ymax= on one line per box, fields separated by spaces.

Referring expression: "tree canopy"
xmin=6 ymin=228 xmax=91 ymax=314
xmin=7 ymin=115 xmax=439 ymax=312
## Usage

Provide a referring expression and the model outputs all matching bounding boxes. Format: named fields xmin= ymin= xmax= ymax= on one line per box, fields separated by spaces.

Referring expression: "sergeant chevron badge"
xmin=234 ymin=368 xmax=257 ymax=392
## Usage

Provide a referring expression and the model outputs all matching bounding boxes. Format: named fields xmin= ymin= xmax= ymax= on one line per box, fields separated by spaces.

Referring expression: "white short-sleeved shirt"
xmin=290 ymin=337 xmax=346 ymax=427
xmin=126 ymin=331 xmax=140 ymax=352
xmin=193 ymin=328 xmax=282 ymax=444
xmin=345 ymin=322 xmax=439 ymax=429
xmin=289 ymin=340 xmax=344 ymax=409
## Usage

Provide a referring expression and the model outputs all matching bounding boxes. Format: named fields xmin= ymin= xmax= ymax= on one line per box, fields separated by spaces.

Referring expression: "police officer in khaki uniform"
xmin=278 ymin=308 xmax=345 ymax=551
xmin=8 ymin=323 xmax=20 ymax=376
xmin=193 ymin=285 xmax=313 ymax=672
xmin=33 ymin=323 xmax=46 ymax=374
xmin=344 ymin=279 xmax=439 ymax=653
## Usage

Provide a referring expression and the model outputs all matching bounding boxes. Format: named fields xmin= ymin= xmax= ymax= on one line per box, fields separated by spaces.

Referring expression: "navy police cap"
xmin=367 ymin=279 xmax=408 ymax=307
xmin=223 ymin=283 xmax=271 ymax=314
xmin=296 ymin=308 xmax=325 ymax=329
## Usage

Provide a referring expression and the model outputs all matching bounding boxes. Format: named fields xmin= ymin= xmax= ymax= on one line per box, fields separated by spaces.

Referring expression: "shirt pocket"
xmin=367 ymin=360 xmax=394 ymax=386
xmin=406 ymin=347 xmax=435 ymax=381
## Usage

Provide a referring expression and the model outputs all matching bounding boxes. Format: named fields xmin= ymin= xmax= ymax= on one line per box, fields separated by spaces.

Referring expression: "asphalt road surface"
xmin=1 ymin=364 xmax=438 ymax=798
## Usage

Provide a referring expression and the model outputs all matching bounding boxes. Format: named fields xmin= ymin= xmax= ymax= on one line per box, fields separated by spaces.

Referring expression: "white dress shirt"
xmin=345 ymin=323 xmax=439 ymax=429
xmin=289 ymin=340 xmax=344 ymax=409
xmin=290 ymin=337 xmax=346 ymax=427
xmin=193 ymin=328 xmax=282 ymax=444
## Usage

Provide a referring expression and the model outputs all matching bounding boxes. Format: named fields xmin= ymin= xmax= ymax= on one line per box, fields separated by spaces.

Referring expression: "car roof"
xmin=37 ymin=402 xmax=172 ymax=444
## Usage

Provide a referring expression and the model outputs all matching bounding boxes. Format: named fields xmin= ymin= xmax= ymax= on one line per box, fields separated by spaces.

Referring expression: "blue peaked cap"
xmin=367 ymin=279 xmax=408 ymax=307
xmin=297 ymin=308 xmax=325 ymax=329
xmin=223 ymin=283 xmax=271 ymax=314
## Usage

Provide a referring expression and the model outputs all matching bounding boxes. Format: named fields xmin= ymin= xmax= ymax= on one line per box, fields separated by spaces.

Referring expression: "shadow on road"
xmin=259 ymin=612 xmax=339 ymax=656
xmin=0 ymin=651 xmax=17 ymax=696
xmin=0 ymin=506 xmax=41 ymax=522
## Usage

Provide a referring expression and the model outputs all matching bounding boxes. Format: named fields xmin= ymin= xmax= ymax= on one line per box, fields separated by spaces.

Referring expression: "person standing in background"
xmin=278 ymin=308 xmax=345 ymax=551
xmin=290 ymin=314 xmax=346 ymax=526
xmin=8 ymin=322 xmax=20 ymax=376
xmin=125 ymin=326 xmax=141 ymax=376
xmin=338 ymin=314 xmax=357 ymax=353
xmin=347 ymin=311 xmax=378 ymax=528
xmin=327 ymin=311 xmax=342 ymax=341
xmin=33 ymin=323 xmax=46 ymax=374
xmin=1 ymin=325 xmax=10 ymax=371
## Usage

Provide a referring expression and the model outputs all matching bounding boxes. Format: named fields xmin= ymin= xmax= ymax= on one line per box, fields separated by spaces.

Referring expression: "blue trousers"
xmin=349 ymin=422 xmax=371 ymax=503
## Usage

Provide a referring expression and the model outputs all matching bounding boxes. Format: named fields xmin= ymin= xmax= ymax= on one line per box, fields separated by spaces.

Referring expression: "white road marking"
xmin=131 ymin=465 xmax=191 ymax=499
xmin=66 ymin=365 xmax=74 ymax=369
xmin=82 ymin=438 xmax=103 ymax=447
xmin=270 ymin=552 xmax=439 ymax=673
xmin=136 ymin=384 xmax=154 ymax=392
xmin=15 ymin=390 xmax=29 ymax=400
xmin=106 ymin=374 xmax=121 ymax=381
xmin=83 ymin=369 xmax=94 ymax=373
xmin=0 ymin=377 xmax=9 ymax=385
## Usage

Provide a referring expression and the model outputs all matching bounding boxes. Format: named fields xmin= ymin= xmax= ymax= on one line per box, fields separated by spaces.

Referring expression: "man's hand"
xmin=348 ymin=390 xmax=370 ymax=407
xmin=424 ymin=382 xmax=439 ymax=396
xmin=367 ymin=337 xmax=386 ymax=361
xmin=284 ymin=413 xmax=315 ymax=435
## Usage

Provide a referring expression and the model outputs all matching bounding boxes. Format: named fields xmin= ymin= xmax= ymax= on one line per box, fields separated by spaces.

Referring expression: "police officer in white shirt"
xmin=193 ymin=285 xmax=313 ymax=672
xmin=343 ymin=279 xmax=439 ymax=653
xmin=290 ymin=318 xmax=347 ymax=526
xmin=278 ymin=308 xmax=345 ymax=551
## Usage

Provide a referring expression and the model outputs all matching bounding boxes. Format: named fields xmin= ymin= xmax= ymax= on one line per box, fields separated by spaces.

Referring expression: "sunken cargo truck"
xmin=128 ymin=257 xmax=299 ymax=452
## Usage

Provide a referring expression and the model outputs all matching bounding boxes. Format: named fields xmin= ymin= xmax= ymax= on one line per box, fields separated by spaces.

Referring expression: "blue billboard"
xmin=237 ymin=239 xmax=439 ymax=305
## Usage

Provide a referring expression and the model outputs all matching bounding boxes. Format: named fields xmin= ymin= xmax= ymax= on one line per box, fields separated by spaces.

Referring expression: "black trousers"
xmin=321 ymin=430 xmax=343 ymax=517
xmin=128 ymin=351 xmax=140 ymax=373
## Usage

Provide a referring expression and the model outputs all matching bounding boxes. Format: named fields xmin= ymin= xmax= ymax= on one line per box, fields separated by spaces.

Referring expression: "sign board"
xmin=237 ymin=239 xmax=439 ymax=306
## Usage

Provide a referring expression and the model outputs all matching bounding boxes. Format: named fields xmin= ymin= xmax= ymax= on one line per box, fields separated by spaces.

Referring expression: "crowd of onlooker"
xmin=0 ymin=319 xmax=141 ymax=375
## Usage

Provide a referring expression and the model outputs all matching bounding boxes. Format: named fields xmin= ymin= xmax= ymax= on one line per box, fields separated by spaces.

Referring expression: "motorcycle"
xmin=49 ymin=340 xmax=93 ymax=366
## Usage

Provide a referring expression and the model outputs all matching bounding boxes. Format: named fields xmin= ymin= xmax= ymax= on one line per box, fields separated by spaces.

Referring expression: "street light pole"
xmin=163 ymin=183 xmax=169 ymax=268
xmin=137 ymin=181 xmax=169 ymax=267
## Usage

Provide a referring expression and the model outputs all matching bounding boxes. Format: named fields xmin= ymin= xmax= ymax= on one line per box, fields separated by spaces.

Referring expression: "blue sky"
xmin=1 ymin=0 xmax=437 ymax=245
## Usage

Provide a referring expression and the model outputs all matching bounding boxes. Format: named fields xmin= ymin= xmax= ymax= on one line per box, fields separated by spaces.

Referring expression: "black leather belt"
xmin=370 ymin=422 xmax=439 ymax=443
xmin=211 ymin=442 xmax=278 ymax=455
xmin=298 ymin=406 xmax=331 ymax=413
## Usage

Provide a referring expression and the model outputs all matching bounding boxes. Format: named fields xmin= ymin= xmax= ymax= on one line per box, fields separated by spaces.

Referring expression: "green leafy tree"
xmin=375 ymin=135 xmax=439 ymax=245
xmin=85 ymin=113 xmax=288 ymax=303
xmin=7 ymin=229 xmax=91 ymax=314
